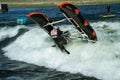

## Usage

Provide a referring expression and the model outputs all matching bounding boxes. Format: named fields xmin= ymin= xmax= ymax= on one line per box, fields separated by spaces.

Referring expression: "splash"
xmin=2 ymin=21 xmax=120 ymax=80
xmin=0 ymin=25 xmax=28 ymax=41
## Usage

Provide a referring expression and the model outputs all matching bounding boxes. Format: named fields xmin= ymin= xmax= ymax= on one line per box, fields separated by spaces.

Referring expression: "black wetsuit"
xmin=107 ymin=5 xmax=110 ymax=13
xmin=52 ymin=29 xmax=70 ymax=54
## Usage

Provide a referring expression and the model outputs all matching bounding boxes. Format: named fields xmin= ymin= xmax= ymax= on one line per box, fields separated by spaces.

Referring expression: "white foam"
xmin=0 ymin=25 xmax=27 ymax=41
xmin=3 ymin=21 xmax=120 ymax=80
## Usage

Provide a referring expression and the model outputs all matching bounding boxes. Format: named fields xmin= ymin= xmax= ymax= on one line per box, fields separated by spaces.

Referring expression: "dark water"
xmin=0 ymin=4 xmax=120 ymax=80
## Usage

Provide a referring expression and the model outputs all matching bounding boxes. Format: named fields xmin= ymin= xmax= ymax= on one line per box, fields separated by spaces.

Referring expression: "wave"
xmin=2 ymin=21 xmax=120 ymax=80
xmin=0 ymin=25 xmax=29 ymax=48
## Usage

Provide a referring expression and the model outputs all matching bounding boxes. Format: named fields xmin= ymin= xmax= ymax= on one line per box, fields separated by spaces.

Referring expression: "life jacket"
xmin=50 ymin=29 xmax=57 ymax=38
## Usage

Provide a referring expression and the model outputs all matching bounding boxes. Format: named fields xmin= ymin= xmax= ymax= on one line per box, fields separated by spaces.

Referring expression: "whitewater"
xmin=2 ymin=21 xmax=120 ymax=80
